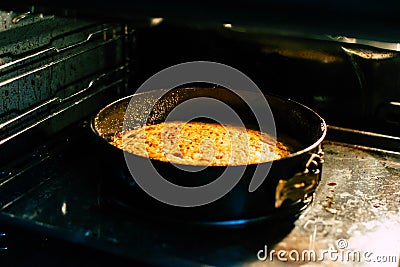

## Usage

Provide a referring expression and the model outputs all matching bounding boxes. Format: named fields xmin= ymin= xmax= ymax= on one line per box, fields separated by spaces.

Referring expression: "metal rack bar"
xmin=0 ymin=37 xmax=122 ymax=87
xmin=0 ymin=26 xmax=119 ymax=72
xmin=0 ymin=65 xmax=127 ymax=145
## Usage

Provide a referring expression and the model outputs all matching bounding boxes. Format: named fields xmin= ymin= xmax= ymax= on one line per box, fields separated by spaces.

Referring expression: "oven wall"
xmin=133 ymin=23 xmax=400 ymax=136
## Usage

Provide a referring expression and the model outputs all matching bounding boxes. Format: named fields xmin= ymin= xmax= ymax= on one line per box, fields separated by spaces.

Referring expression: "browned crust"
xmin=110 ymin=121 xmax=290 ymax=166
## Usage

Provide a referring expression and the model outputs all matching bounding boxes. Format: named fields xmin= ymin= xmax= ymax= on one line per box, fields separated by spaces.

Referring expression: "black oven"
xmin=0 ymin=2 xmax=399 ymax=266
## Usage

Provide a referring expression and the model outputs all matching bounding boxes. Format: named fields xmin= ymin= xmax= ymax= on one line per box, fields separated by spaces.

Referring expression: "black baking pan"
xmin=91 ymin=87 xmax=326 ymax=225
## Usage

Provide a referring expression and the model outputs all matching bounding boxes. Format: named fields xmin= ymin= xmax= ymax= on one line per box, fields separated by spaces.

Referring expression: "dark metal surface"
xmin=129 ymin=23 xmax=400 ymax=137
xmin=2 ymin=1 xmax=400 ymax=44
xmin=0 ymin=123 xmax=398 ymax=266
xmin=0 ymin=10 xmax=53 ymax=31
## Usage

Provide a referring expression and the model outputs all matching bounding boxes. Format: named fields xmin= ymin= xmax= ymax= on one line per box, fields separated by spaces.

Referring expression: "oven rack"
xmin=0 ymin=22 xmax=127 ymax=123
xmin=0 ymin=22 xmax=135 ymax=167
xmin=0 ymin=19 xmax=133 ymax=131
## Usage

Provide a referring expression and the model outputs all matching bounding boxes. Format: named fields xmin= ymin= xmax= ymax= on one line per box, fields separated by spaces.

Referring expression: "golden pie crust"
xmin=110 ymin=121 xmax=290 ymax=166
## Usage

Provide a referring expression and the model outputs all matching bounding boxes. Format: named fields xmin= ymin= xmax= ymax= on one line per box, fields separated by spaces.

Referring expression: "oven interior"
xmin=0 ymin=4 xmax=399 ymax=266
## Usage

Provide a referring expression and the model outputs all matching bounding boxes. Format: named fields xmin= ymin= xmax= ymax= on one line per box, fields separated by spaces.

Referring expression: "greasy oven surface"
xmin=0 ymin=122 xmax=399 ymax=266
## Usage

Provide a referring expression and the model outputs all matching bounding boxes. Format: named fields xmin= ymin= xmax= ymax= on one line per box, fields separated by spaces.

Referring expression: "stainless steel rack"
xmin=0 ymin=12 xmax=134 ymax=168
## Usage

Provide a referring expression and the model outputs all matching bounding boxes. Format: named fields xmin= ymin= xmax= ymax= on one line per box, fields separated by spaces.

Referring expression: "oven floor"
xmin=0 ymin=123 xmax=399 ymax=266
